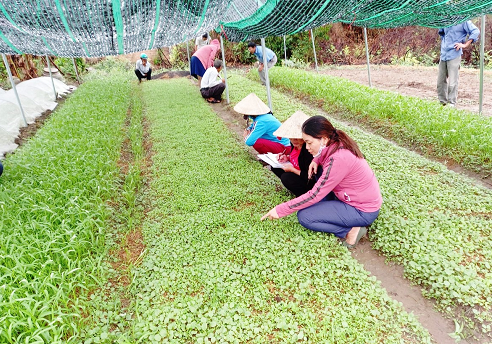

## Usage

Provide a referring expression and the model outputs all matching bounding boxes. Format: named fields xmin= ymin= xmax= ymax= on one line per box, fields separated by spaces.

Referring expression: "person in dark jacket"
xmin=270 ymin=111 xmax=318 ymax=197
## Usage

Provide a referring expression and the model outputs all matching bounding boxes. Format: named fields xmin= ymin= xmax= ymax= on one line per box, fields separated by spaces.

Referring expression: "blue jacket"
xmin=245 ymin=113 xmax=290 ymax=147
xmin=439 ymin=21 xmax=479 ymax=62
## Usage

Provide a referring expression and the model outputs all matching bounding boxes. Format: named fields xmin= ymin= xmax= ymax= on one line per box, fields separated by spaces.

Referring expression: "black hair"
xmin=302 ymin=116 xmax=363 ymax=158
xmin=202 ymin=33 xmax=208 ymax=39
xmin=247 ymin=41 xmax=257 ymax=48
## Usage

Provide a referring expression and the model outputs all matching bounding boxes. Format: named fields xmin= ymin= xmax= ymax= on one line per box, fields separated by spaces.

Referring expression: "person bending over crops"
xmin=270 ymin=111 xmax=319 ymax=197
xmin=248 ymin=41 xmax=277 ymax=86
xmin=200 ymin=59 xmax=226 ymax=103
xmin=261 ymin=116 xmax=382 ymax=249
xmin=190 ymin=39 xmax=220 ymax=81
xmin=234 ymin=93 xmax=290 ymax=155
xmin=135 ymin=53 xmax=152 ymax=83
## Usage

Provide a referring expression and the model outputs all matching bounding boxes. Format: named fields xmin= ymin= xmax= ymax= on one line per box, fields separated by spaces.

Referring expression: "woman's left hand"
xmin=261 ymin=208 xmax=279 ymax=221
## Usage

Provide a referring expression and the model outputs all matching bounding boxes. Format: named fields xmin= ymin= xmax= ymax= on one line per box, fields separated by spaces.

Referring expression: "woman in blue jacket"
xmin=234 ymin=93 xmax=290 ymax=154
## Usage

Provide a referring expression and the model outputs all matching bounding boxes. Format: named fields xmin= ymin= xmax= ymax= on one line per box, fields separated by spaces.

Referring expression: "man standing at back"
xmin=437 ymin=20 xmax=479 ymax=107
xmin=248 ymin=41 xmax=277 ymax=86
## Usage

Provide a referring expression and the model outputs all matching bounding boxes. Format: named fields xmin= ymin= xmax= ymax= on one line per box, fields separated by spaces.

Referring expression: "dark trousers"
xmin=200 ymin=83 xmax=226 ymax=100
xmin=135 ymin=68 xmax=152 ymax=81
xmin=297 ymin=192 xmax=380 ymax=239
xmin=271 ymin=169 xmax=312 ymax=197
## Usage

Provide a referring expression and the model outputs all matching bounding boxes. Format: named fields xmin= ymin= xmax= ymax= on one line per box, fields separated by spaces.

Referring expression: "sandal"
xmin=342 ymin=226 xmax=367 ymax=250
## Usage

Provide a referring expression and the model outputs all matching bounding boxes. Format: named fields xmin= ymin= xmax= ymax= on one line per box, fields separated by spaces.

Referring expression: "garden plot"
xmin=0 ymin=73 xmax=131 ymax=342
xmin=263 ymin=67 xmax=492 ymax=182
xmin=224 ymin=72 xmax=492 ymax=337
xmin=90 ymin=78 xmax=432 ymax=343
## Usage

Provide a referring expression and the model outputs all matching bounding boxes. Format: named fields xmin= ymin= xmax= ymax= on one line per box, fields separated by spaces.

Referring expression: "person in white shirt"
xmin=195 ymin=33 xmax=210 ymax=51
xmin=200 ymin=59 xmax=226 ymax=103
xmin=135 ymin=53 xmax=152 ymax=83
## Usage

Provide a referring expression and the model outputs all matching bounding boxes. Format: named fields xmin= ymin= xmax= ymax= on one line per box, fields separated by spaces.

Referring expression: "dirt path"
xmin=319 ymin=64 xmax=492 ymax=117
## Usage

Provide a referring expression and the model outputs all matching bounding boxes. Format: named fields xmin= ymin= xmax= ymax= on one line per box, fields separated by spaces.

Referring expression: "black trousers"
xmin=271 ymin=169 xmax=312 ymax=197
xmin=135 ymin=68 xmax=152 ymax=81
xmin=200 ymin=83 xmax=226 ymax=100
xmin=271 ymin=166 xmax=321 ymax=197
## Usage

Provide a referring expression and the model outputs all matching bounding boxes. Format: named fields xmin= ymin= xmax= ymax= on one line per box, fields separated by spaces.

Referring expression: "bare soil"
xmin=319 ymin=64 xmax=492 ymax=117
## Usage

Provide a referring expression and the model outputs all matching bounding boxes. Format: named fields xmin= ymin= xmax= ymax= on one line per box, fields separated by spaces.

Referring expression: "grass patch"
xmin=0 ymin=72 xmax=132 ymax=342
xmin=110 ymin=78 xmax=432 ymax=343
xmin=229 ymin=72 xmax=492 ymax=337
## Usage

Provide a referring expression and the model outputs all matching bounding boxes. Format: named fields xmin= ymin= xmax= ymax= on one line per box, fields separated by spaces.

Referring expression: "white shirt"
xmin=195 ymin=36 xmax=210 ymax=50
xmin=201 ymin=67 xmax=222 ymax=89
xmin=135 ymin=59 xmax=151 ymax=74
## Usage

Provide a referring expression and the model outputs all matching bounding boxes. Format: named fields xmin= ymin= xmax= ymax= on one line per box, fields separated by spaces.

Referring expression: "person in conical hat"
xmin=234 ymin=93 xmax=290 ymax=154
xmin=270 ymin=111 xmax=319 ymax=197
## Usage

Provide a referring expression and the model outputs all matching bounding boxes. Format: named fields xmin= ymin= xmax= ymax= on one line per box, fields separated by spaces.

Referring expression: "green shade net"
xmin=220 ymin=0 xmax=492 ymax=41
xmin=0 ymin=0 xmax=490 ymax=57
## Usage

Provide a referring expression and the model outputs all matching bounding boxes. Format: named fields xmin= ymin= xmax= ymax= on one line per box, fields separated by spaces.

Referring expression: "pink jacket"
xmin=193 ymin=39 xmax=220 ymax=70
xmin=275 ymin=144 xmax=382 ymax=217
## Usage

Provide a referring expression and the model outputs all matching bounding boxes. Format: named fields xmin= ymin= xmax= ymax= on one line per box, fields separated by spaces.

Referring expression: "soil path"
xmin=319 ymin=64 xmax=492 ymax=117
xmin=207 ymin=94 xmax=481 ymax=344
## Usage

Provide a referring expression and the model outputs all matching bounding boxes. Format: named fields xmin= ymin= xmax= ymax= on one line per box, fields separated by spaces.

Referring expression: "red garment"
xmin=253 ymin=138 xmax=291 ymax=155
xmin=289 ymin=147 xmax=301 ymax=170
xmin=192 ymin=39 xmax=220 ymax=70
xmin=275 ymin=143 xmax=382 ymax=217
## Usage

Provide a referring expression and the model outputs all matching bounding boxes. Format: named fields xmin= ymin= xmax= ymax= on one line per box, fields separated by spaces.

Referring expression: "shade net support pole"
xmin=364 ymin=27 xmax=372 ymax=87
xmin=2 ymin=53 xmax=27 ymax=126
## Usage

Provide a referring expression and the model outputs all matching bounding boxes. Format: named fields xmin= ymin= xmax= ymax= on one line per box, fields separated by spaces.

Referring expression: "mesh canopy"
xmin=0 ymin=0 xmax=490 ymax=56
xmin=219 ymin=0 xmax=492 ymax=41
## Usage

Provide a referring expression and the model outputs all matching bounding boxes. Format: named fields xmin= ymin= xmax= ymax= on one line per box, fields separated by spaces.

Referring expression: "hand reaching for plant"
xmin=261 ymin=208 xmax=279 ymax=221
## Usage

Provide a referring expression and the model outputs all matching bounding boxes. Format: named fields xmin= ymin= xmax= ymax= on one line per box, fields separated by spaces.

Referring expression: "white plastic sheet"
xmin=0 ymin=77 xmax=75 ymax=158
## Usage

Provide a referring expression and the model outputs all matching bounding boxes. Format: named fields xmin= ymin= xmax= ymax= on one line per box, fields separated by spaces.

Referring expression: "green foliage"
xmin=265 ymin=67 xmax=492 ymax=176
xmin=84 ymin=77 xmax=433 ymax=343
xmin=0 ymin=71 xmax=131 ymax=342
xmin=54 ymin=57 xmax=86 ymax=80
xmin=243 ymin=70 xmax=492 ymax=335
xmin=390 ymin=50 xmax=438 ymax=66
xmin=169 ymin=43 xmax=190 ymax=70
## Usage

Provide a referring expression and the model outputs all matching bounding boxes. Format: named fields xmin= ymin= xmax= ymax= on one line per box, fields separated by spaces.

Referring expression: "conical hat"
xmin=233 ymin=93 xmax=271 ymax=115
xmin=273 ymin=111 xmax=310 ymax=139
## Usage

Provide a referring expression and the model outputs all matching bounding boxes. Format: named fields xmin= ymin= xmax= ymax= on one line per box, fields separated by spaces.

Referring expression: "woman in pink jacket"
xmin=261 ymin=116 xmax=382 ymax=249
xmin=190 ymin=39 xmax=220 ymax=80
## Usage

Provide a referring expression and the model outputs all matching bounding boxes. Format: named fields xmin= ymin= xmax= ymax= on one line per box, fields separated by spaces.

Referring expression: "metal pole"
xmin=479 ymin=15 xmax=485 ymax=114
xmin=72 ymin=57 xmax=80 ymax=84
xmin=2 ymin=53 xmax=28 ymax=126
xmin=46 ymin=55 xmax=57 ymax=100
xmin=260 ymin=38 xmax=272 ymax=111
xmin=283 ymin=35 xmax=287 ymax=61
xmin=364 ymin=27 xmax=372 ymax=87
xmin=310 ymin=29 xmax=318 ymax=73
xmin=186 ymin=38 xmax=191 ymax=71
xmin=219 ymin=35 xmax=230 ymax=104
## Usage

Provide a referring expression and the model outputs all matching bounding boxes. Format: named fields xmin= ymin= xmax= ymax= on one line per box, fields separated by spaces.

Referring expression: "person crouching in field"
xmin=135 ymin=53 xmax=152 ymax=83
xmin=200 ymin=59 xmax=226 ymax=103
xmin=262 ymin=116 xmax=383 ymax=250
xmin=234 ymin=93 xmax=291 ymax=155
xmin=270 ymin=111 xmax=319 ymax=197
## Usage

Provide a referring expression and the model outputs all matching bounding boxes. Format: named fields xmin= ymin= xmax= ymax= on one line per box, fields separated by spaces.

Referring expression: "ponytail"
xmin=302 ymin=116 xmax=363 ymax=158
